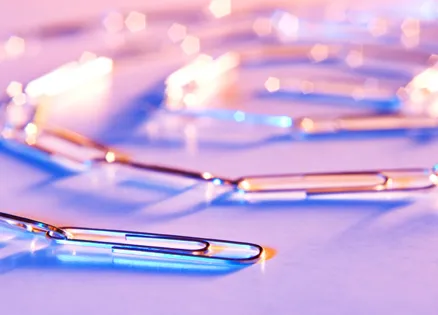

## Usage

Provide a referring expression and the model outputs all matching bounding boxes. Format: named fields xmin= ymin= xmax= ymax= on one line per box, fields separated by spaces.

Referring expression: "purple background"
xmin=1 ymin=1 xmax=438 ymax=314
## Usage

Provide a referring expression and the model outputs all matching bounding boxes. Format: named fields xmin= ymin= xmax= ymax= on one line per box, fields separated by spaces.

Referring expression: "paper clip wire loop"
xmin=163 ymin=41 xmax=438 ymax=136
xmin=0 ymin=212 xmax=264 ymax=264
xmin=3 ymin=118 xmax=438 ymax=202
xmin=234 ymin=168 xmax=438 ymax=200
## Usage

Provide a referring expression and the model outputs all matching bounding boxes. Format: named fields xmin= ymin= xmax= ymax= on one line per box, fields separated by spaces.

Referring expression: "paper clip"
xmin=5 ymin=117 xmax=436 ymax=204
xmin=230 ymin=167 xmax=438 ymax=202
xmin=162 ymin=41 xmax=438 ymax=138
xmin=291 ymin=113 xmax=438 ymax=136
xmin=291 ymin=60 xmax=438 ymax=137
xmin=2 ymin=89 xmax=437 ymax=204
xmin=0 ymin=211 xmax=264 ymax=265
xmin=164 ymin=43 xmax=412 ymax=114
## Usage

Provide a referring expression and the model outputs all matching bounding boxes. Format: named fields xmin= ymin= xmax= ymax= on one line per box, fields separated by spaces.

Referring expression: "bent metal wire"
xmin=0 ymin=55 xmax=437 ymax=203
xmin=0 ymin=211 xmax=264 ymax=264
xmin=163 ymin=42 xmax=438 ymax=136
xmin=2 ymin=115 xmax=438 ymax=202
xmin=0 ymin=53 xmax=436 ymax=202
xmin=0 ymin=12 xmax=438 ymax=204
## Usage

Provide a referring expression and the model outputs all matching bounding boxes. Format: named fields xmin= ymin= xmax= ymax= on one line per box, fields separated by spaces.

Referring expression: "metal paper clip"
xmin=0 ymin=212 xmax=263 ymax=264
xmin=20 ymin=124 xmax=437 ymax=202
xmin=164 ymin=42 xmax=429 ymax=110
xmin=3 ymin=94 xmax=437 ymax=203
xmin=162 ymin=41 xmax=438 ymax=137
xmin=230 ymin=168 xmax=438 ymax=202
xmin=291 ymin=59 xmax=438 ymax=136
xmin=291 ymin=114 xmax=438 ymax=136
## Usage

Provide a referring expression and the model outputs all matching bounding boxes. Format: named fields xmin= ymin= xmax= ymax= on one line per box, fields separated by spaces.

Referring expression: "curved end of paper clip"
xmin=47 ymin=227 xmax=265 ymax=266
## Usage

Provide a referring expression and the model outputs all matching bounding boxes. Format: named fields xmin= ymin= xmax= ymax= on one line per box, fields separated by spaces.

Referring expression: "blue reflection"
xmin=165 ymin=109 xmax=293 ymax=128
xmin=0 ymin=139 xmax=77 ymax=177
xmin=0 ymin=240 xmax=249 ymax=277
xmin=233 ymin=111 xmax=246 ymax=122
xmin=297 ymin=128 xmax=438 ymax=142
xmin=213 ymin=190 xmax=414 ymax=209
xmin=255 ymin=90 xmax=401 ymax=112
xmin=57 ymin=253 xmax=237 ymax=272
xmin=117 ymin=178 xmax=195 ymax=194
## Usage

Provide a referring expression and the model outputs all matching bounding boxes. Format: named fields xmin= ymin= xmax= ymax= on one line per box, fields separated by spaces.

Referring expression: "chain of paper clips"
xmin=1 ymin=3 xmax=438 ymax=269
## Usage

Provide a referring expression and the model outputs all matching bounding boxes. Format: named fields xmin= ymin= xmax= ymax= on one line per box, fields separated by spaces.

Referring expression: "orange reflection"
xmin=165 ymin=52 xmax=239 ymax=109
xmin=4 ymin=36 xmax=25 ymax=58
xmin=401 ymin=18 xmax=420 ymax=48
xmin=12 ymin=92 xmax=27 ymax=106
xmin=300 ymin=80 xmax=314 ymax=94
xmin=24 ymin=123 xmax=38 ymax=145
xmin=21 ymin=53 xmax=113 ymax=128
xmin=6 ymin=81 xmax=23 ymax=97
xmin=352 ymin=87 xmax=365 ymax=101
xmin=404 ymin=64 xmax=438 ymax=117
xmin=260 ymin=246 xmax=276 ymax=261
xmin=202 ymin=172 xmax=213 ymax=180
xmin=180 ymin=35 xmax=200 ymax=55
xmin=345 ymin=49 xmax=363 ymax=68
xmin=102 ymin=11 xmax=124 ymax=33
xmin=401 ymin=18 xmax=420 ymax=38
xmin=300 ymin=118 xmax=315 ymax=132
xmin=206 ymin=244 xmax=275 ymax=262
xmin=208 ymin=0 xmax=231 ymax=18
xmin=167 ymin=23 xmax=187 ymax=43
xmin=125 ymin=11 xmax=147 ymax=33
xmin=25 ymin=54 xmax=113 ymax=99
xmin=238 ymin=180 xmax=251 ymax=190
xmin=368 ymin=18 xmax=388 ymax=37
xmin=79 ymin=51 xmax=98 ymax=63
xmin=309 ymin=44 xmax=329 ymax=62
xmin=253 ymin=17 xmax=272 ymax=37
xmin=264 ymin=77 xmax=280 ymax=92
xmin=105 ymin=151 xmax=116 ymax=163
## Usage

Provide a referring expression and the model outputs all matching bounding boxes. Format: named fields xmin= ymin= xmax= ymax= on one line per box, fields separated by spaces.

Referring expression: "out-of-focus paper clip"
xmin=291 ymin=113 xmax=438 ymax=136
xmin=6 ymin=109 xmax=438 ymax=204
xmin=0 ymin=54 xmax=117 ymax=171
xmin=162 ymin=42 xmax=438 ymax=138
xmin=165 ymin=42 xmax=435 ymax=110
xmin=292 ymin=60 xmax=438 ymax=137
xmin=164 ymin=43 xmax=412 ymax=114
xmin=0 ymin=211 xmax=264 ymax=266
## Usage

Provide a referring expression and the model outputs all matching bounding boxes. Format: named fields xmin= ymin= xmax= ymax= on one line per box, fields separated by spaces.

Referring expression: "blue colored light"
xmin=276 ymin=116 xmax=293 ymax=128
xmin=233 ymin=111 xmax=246 ymax=122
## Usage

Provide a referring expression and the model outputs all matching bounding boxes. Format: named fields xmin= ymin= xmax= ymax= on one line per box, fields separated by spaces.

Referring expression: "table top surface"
xmin=1 ymin=1 xmax=438 ymax=315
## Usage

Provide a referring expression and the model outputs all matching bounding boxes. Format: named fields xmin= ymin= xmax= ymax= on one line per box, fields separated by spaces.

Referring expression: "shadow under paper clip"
xmin=0 ymin=243 xmax=259 ymax=276
xmin=0 ymin=221 xmax=269 ymax=276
